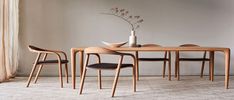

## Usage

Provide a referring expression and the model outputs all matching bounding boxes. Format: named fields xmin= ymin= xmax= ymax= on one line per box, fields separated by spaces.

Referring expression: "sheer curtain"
xmin=0 ymin=0 xmax=19 ymax=82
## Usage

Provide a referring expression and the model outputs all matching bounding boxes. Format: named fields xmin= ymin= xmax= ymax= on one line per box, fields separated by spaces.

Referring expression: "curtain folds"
xmin=0 ymin=0 xmax=19 ymax=82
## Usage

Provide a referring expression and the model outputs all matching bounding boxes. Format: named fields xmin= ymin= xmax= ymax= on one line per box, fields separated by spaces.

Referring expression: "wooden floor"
xmin=0 ymin=76 xmax=234 ymax=100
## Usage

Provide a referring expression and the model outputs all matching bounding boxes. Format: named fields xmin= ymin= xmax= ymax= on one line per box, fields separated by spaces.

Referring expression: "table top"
xmin=71 ymin=46 xmax=230 ymax=52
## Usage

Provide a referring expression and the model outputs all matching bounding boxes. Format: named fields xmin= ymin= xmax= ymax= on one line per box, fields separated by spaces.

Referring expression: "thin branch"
xmin=100 ymin=13 xmax=135 ymax=31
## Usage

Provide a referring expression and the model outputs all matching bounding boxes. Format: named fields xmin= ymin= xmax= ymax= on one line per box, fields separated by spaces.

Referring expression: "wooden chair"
xmin=79 ymin=47 xmax=136 ymax=97
xmin=26 ymin=45 xmax=69 ymax=88
xmin=135 ymin=44 xmax=171 ymax=80
xmin=175 ymin=44 xmax=210 ymax=80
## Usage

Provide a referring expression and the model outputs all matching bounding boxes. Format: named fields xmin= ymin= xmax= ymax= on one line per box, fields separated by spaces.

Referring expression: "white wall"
xmin=19 ymin=0 xmax=234 ymax=76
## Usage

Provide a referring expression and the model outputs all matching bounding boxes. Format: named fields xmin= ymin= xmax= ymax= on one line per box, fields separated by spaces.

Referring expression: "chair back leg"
xmin=97 ymin=55 xmax=102 ymax=89
xmin=200 ymin=61 xmax=205 ymax=78
xmin=135 ymin=51 xmax=139 ymax=81
xmin=98 ymin=70 xmax=102 ymax=89
xmin=132 ymin=64 xmax=136 ymax=92
xmin=65 ymin=63 xmax=69 ymax=83
xmin=163 ymin=60 xmax=166 ymax=78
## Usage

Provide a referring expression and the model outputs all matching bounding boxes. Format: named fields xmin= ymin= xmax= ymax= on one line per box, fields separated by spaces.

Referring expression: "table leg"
xmin=79 ymin=51 xmax=84 ymax=80
xmin=71 ymin=49 xmax=77 ymax=89
xmin=225 ymin=49 xmax=230 ymax=89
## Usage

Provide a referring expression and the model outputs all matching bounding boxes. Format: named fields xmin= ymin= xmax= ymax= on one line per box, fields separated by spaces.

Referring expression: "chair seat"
xmin=138 ymin=58 xmax=169 ymax=61
xmin=179 ymin=58 xmax=210 ymax=61
xmin=37 ymin=60 xmax=69 ymax=64
xmin=87 ymin=63 xmax=133 ymax=70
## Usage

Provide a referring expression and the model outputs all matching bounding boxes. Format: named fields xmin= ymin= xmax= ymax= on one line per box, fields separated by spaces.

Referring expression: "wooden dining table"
xmin=70 ymin=46 xmax=231 ymax=89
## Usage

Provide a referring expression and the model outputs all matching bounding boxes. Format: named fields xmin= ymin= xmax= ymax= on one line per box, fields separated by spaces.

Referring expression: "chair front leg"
xmin=112 ymin=68 xmax=121 ymax=97
xmin=111 ymin=55 xmax=123 ymax=97
xmin=26 ymin=53 xmax=41 ymax=87
xmin=79 ymin=68 xmax=87 ymax=94
xmin=34 ymin=53 xmax=47 ymax=83
xmin=79 ymin=54 xmax=90 ymax=94
xmin=34 ymin=65 xmax=43 ymax=84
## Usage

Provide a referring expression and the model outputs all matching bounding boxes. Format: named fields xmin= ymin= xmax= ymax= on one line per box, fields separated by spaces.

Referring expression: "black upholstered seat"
xmin=87 ymin=63 xmax=133 ymax=69
xmin=178 ymin=58 xmax=210 ymax=61
xmin=138 ymin=58 xmax=169 ymax=61
xmin=37 ymin=60 xmax=69 ymax=64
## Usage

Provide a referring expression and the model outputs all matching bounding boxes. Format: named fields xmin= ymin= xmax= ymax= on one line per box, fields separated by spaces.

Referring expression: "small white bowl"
xmin=102 ymin=41 xmax=128 ymax=48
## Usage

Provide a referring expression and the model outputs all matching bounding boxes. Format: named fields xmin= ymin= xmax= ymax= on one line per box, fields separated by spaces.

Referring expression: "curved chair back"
xmin=179 ymin=44 xmax=200 ymax=47
xmin=84 ymin=47 xmax=121 ymax=55
xmin=28 ymin=45 xmax=47 ymax=52
xmin=141 ymin=44 xmax=162 ymax=47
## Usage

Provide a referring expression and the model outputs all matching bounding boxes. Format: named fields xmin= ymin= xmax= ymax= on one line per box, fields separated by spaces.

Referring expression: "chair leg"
xmin=58 ymin=63 xmax=63 ymax=88
xmin=175 ymin=58 xmax=178 ymax=78
xmin=177 ymin=62 xmax=180 ymax=81
xmin=79 ymin=68 xmax=87 ymax=94
xmin=65 ymin=63 xmax=69 ymax=83
xmin=200 ymin=61 xmax=205 ymax=78
xmin=175 ymin=63 xmax=177 ymax=78
xmin=111 ymin=68 xmax=121 ymax=97
xmin=34 ymin=65 xmax=43 ymax=83
xmin=163 ymin=60 xmax=166 ymax=78
xmin=132 ymin=66 xmax=136 ymax=92
xmin=175 ymin=64 xmax=177 ymax=78
xmin=135 ymin=51 xmax=139 ymax=81
xmin=175 ymin=52 xmax=179 ymax=78
xmin=168 ymin=60 xmax=171 ymax=81
xmin=98 ymin=70 xmax=102 ymax=89
xmin=210 ymin=51 xmax=215 ymax=81
xmin=26 ymin=64 xmax=38 ymax=87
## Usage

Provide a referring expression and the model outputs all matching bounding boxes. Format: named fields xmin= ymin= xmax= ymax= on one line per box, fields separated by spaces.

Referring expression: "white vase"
xmin=129 ymin=30 xmax=137 ymax=47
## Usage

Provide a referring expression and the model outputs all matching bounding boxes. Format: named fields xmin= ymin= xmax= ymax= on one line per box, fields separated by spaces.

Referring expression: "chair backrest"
xmin=179 ymin=44 xmax=200 ymax=47
xmin=141 ymin=44 xmax=162 ymax=47
xmin=28 ymin=45 xmax=47 ymax=52
xmin=84 ymin=47 xmax=122 ymax=55
xmin=178 ymin=44 xmax=206 ymax=58
xmin=139 ymin=44 xmax=168 ymax=58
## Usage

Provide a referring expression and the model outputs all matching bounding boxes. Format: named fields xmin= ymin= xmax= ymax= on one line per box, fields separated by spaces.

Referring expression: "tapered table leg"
xmin=71 ymin=49 xmax=77 ymax=89
xmin=225 ymin=49 xmax=230 ymax=89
